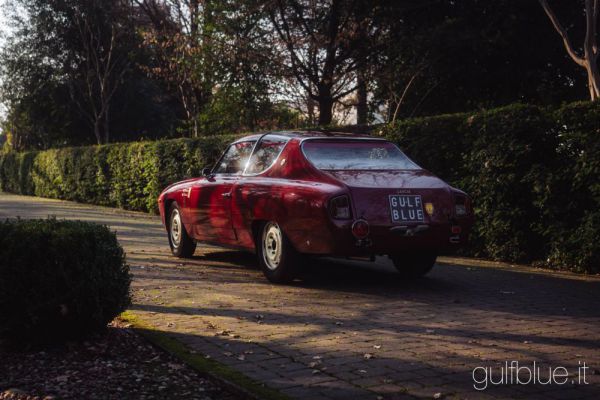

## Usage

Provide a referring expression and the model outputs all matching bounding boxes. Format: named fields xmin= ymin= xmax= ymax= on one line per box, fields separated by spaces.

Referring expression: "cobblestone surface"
xmin=1 ymin=193 xmax=599 ymax=400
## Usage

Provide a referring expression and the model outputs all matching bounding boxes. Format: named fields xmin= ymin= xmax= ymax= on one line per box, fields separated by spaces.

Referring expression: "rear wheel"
xmin=390 ymin=253 xmax=436 ymax=278
xmin=257 ymin=221 xmax=298 ymax=283
xmin=168 ymin=203 xmax=196 ymax=258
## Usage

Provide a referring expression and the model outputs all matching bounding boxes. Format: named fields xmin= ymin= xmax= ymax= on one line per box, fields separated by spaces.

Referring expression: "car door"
xmin=190 ymin=140 xmax=255 ymax=243
xmin=232 ymin=136 xmax=290 ymax=248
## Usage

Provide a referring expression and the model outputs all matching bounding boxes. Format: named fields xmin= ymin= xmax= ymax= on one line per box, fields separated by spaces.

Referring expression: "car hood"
xmin=324 ymin=169 xmax=449 ymax=189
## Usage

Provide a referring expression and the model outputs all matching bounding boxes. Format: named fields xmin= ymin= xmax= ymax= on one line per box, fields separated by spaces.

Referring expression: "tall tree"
xmin=0 ymin=0 xmax=181 ymax=148
xmin=137 ymin=0 xmax=217 ymax=136
xmin=539 ymin=0 xmax=599 ymax=100
xmin=371 ymin=0 xmax=588 ymax=121
xmin=266 ymin=0 xmax=381 ymax=125
xmin=69 ymin=0 xmax=134 ymax=144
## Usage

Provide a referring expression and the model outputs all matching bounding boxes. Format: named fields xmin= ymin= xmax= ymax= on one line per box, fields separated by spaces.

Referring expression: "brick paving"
xmin=1 ymin=192 xmax=599 ymax=400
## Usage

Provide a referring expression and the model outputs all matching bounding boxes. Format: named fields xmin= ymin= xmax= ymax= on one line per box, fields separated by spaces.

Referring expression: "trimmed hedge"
xmin=1 ymin=103 xmax=599 ymax=273
xmin=0 ymin=136 xmax=233 ymax=213
xmin=378 ymin=102 xmax=600 ymax=273
xmin=0 ymin=219 xmax=131 ymax=344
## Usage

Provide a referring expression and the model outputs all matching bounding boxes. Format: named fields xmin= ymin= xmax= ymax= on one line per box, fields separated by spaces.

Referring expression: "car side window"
xmin=245 ymin=137 xmax=288 ymax=175
xmin=214 ymin=141 xmax=255 ymax=175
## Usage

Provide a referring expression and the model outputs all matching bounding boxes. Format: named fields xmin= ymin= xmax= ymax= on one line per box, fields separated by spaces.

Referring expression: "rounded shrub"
xmin=0 ymin=219 xmax=131 ymax=344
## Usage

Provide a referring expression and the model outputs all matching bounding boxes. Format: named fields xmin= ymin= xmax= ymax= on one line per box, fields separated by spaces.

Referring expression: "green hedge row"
xmin=1 ymin=103 xmax=598 ymax=273
xmin=378 ymin=102 xmax=600 ymax=273
xmin=0 ymin=136 xmax=233 ymax=213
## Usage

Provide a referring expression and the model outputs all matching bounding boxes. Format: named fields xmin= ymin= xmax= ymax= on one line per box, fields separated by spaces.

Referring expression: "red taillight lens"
xmin=330 ymin=195 xmax=351 ymax=219
xmin=352 ymin=219 xmax=370 ymax=239
xmin=454 ymin=195 xmax=468 ymax=216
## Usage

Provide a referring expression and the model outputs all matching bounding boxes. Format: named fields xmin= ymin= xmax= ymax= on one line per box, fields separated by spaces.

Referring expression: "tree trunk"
xmin=307 ymin=96 xmax=316 ymax=125
xmin=356 ymin=69 xmax=368 ymax=125
xmin=93 ymin=120 xmax=102 ymax=145
xmin=318 ymin=97 xmax=334 ymax=125
xmin=539 ymin=0 xmax=600 ymax=101
xmin=103 ymin=105 xmax=110 ymax=144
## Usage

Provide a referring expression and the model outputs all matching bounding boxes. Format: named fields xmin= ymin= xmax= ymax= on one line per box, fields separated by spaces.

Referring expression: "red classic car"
xmin=158 ymin=131 xmax=474 ymax=283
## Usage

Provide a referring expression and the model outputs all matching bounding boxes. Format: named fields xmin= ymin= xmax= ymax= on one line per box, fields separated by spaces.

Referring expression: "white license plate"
xmin=389 ymin=195 xmax=425 ymax=223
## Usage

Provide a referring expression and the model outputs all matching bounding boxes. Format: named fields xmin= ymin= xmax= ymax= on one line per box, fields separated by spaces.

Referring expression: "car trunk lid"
xmin=325 ymin=169 xmax=454 ymax=225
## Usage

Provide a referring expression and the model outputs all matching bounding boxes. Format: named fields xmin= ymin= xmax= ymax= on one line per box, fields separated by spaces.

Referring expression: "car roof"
xmin=232 ymin=130 xmax=383 ymax=144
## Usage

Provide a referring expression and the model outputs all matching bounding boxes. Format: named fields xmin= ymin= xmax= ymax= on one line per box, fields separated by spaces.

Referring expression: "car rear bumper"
xmin=287 ymin=219 xmax=473 ymax=256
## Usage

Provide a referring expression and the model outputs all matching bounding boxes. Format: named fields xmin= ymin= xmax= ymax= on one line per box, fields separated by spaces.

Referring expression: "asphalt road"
xmin=1 ymin=192 xmax=599 ymax=400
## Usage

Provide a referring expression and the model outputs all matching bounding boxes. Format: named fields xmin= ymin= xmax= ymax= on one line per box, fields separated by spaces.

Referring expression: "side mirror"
xmin=202 ymin=167 xmax=213 ymax=177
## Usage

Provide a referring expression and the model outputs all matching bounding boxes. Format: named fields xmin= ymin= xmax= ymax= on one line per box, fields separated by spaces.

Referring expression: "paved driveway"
xmin=1 ymin=192 xmax=599 ymax=400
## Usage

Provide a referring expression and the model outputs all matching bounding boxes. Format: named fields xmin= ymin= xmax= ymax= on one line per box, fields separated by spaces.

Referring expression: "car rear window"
xmin=302 ymin=140 xmax=420 ymax=170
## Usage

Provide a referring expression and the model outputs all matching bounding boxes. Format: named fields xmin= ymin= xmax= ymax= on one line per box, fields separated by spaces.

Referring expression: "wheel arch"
xmin=164 ymin=198 xmax=176 ymax=230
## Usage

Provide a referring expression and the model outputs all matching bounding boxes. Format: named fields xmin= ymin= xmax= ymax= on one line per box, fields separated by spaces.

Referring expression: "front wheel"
xmin=257 ymin=221 xmax=298 ymax=284
xmin=390 ymin=253 xmax=437 ymax=278
xmin=167 ymin=203 xmax=196 ymax=258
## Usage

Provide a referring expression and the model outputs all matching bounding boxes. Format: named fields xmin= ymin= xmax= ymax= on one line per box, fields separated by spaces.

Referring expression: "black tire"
xmin=390 ymin=253 xmax=437 ymax=278
xmin=167 ymin=202 xmax=196 ymax=258
xmin=256 ymin=221 xmax=298 ymax=283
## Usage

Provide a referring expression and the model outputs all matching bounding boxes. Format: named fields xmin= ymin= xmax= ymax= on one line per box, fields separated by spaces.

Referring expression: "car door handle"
xmin=222 ymin=192 xmax=232 ymax=198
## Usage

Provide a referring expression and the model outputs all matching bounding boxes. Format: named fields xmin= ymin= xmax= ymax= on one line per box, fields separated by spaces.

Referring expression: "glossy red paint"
xmin=158 ymin=131 xmax=474 ymax=258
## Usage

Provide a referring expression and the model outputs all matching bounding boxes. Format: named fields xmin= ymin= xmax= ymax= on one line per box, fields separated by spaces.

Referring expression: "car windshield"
xmin=302 ymin=140 xmax=420 ymax=170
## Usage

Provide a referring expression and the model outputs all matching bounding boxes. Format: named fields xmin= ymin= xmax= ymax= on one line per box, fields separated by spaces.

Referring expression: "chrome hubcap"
xmin=262 ymin=222 xmax=282 ymax=270
xmin=170 ymin=209 xmax=182 ymax=247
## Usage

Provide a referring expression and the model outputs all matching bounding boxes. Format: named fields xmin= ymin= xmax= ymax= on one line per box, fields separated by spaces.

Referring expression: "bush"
xmin=543 ymin=101 xmax=600 ymax=273
xmin=376 ymin=112 xmax=467 ymax=183
xmin=0 ymin=136 xmax=233 ymax=213
xmin=0 ymin=219 xmax=131 ymax=344
xmin=458 ymin=104 xmax=557 ymax=262
xmin=1 ymin=106 xmax=599 ymax=273
xmin=381 ymin=102 xmax=600 ymax=273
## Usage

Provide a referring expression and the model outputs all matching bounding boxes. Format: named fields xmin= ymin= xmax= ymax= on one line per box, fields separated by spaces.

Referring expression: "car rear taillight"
xmin=330 ymin=195 xmax=351 ymax=219
xmin=454 ymin=195 xmax=468 ymax=216
xmin=351 ymin=219 xmax=370 ymax=239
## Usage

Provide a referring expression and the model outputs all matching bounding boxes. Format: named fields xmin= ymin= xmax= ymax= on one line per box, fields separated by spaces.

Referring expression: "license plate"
xmin=389 ymin=195 xmax=425 ymax=223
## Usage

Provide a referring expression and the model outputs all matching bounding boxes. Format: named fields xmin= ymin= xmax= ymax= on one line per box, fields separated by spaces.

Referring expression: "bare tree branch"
xmin=538 ymin=0 xmax=586 ymax=67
